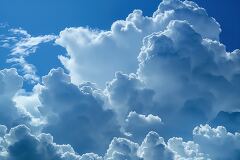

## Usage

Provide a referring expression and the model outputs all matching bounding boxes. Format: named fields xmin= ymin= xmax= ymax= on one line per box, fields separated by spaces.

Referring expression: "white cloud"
xmin=0 ymin=68 xmax=30 ymax=128
xmin=138 ymin=131 xmax=174 ymax=160
xmin=3 ymin=123 xmax=240 ymax=160
xmin=13 ymin=86 xmax=42 ymax=118
xmin=193 ymin=124 xmax=240 ymax=160
xmin=56 ymin=0 xmax=220 ymax=88
xmin=0 ymin=125 xmax=80 ymax=160
xmin=105 ymin=137 xmax=140 ymax=160
xmin=1 ymin=0 xmax=240 ymax=159
xmin=123 ymin=111 xmax=163 ymax=142
xmin=38 ymin=68 xmax=121 ymax=154
xmin=53 ymin=0 xmax=240 ymax=157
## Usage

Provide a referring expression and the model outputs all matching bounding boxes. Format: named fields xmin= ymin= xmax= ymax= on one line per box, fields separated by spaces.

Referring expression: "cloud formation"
xmin=56 ymin=0 xmax=220 ymax=87
xmin=1 ymin=0 xmax=240 ymax=159
xmin=0 ymin=124 xmax=83 ymax=160
xmin=0 ymin=68 xmax=29 ymax=128
xmin=38 ymin=68 xmax=121 ymax=154
xmin=123 ymin=111 xmax=163 ymax=142
xmin=2 ymin=124 xmax=240 ymax=160
xmin=193 ymin=124 xmax=240 ymax=160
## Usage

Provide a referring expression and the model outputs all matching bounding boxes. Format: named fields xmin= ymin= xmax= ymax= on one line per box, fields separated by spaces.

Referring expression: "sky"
xmin=0 ymin=0 xmax=240 ymax=159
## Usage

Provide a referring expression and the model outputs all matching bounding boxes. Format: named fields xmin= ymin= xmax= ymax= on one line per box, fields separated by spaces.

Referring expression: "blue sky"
xmin=1 ymin=0 xmax=240 ymax=159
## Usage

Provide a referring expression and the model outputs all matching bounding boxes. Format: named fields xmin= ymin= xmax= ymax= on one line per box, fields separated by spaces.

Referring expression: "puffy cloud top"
xmin=0 ymin=69 xmax=29 ymax=128
xmin=1 ymin=0 xmax=240 ymax=159
xmin=39 ymin=68 xmax=121 ymax=154
xmin=193 ymin=124 xmax=240 ymax=160
xmin=56 ymin=0 xmax=220 ymax=87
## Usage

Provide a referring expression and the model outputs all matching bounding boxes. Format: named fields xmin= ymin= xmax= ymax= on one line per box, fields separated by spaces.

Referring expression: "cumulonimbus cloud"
xmin=55 ymin=0 xmax=220 ymax=87
xmin=0 ymin=0 xmax=240 ymax=159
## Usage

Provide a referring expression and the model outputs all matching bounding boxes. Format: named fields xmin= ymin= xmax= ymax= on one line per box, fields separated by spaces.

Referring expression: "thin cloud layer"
xmin=1 ymin=28 xmax=56 ymax=83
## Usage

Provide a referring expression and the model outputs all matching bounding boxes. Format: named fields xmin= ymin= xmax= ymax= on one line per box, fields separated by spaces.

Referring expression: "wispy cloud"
xmin=1 ymin=28 xmax=57 ymax=83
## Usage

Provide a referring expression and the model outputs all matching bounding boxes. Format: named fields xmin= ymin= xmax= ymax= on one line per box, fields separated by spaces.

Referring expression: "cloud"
xmin=105 ymin=137 xmax=140 ymax=160
xmin=193 ymin=124 xmax=240 ymax=160
xmin=13 ymin=86 xmax=42 ymax=120
xmin=2 ymin=124 xmax=240 ymax=160
xmin=105 ymin=72 xmax=157 ymax=122
xmin=104 ymin=127 xmax=210 ymax=160
xmin=38 ymin=68 xmax=121 ymax=154
xmin=56 ymin=0 xmax=220 ymax=87
xmin=138 ymin=131 xmax=174 ymax=160
xmin=0 ymin=68 xmax=30 ymax=128
xmin=2 ymin=28 xmax=56 ymax=83
xmin=0 ymin=124 xmax=94 ymax=160
xmin=106 ymin=125 xmax=240 ymax=160
xmin=1 ymin=0 xmax=240 ymax=159
xmin=53 ymin=0 xmax=240 ymax=158
xmin=210 ymin=111 xmax=240 ymax=133
xmin=0 ymin=124 xmax=103 ymax=160
xmin=137 ymin=19 xmax=240 ymax=138
xmin=123 ymin=112 xmax=163 ymax=142
xmin=102 ymin=18 xmax=240 ymax=141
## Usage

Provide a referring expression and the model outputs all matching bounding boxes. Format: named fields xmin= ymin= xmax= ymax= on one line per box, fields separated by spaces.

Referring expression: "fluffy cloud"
xmin=3 ymin=124 xmax=240 ymax=160
xmin=102 ymin=8 xmax=240 ymax=141
xmin=105 ymin=72 xmax=157 ymax=122
xmin=137 ymin=19 xmax=240 ymax=137
xmin=55 ymin=0 xmax=233 ymax=141
xmin=105 ymin=137 xmax=140 ymax=160
xmin=138 ymin=131 xmax=174 ymax=160
xmin=123 ymin=112 xmax=163 ymax=142
xmin=1 ymin=0 xmax=240 ymax=159
xmin=106 ymin=125 xmax=240 ymax=160
xmin=47 ymin=0 xmax=240 ymax=158
xmin=0 ymin=124 xmax=104 ymax=160
xmin=0 ymin=68 xmax=30 ymax=128
xmin=38 ymin=68 xmax=121 ymax=154
xmin=105 ymin=128 xmax=210 ymax=160
xmin=56 ymin=0 xmax=220 ymax=87
xmin=13 ymin=86 xmax=42 ymax=121
xmin=193 ymin=124 xmax=240 ymax=160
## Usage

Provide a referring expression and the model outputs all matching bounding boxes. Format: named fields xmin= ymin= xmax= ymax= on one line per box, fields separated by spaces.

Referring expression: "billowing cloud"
xmin=0 ymin=68 xmax=29 ymax=128
xmin=56 ymin=0 xmax=240 ymax=154
xmin=104 ymin=19 xmax=240 ymax=139
xmin=105 ymin=72 xmax=157 ymax=122
xmin=193 ymin=124 xmax=240 ymax=160
xmin=138 ymin=131 xmax=174 ymax=160
xmin=105 ymin=137 xmax=140 ymax=160
xmin=2 ymin=124 xmax=240 ymax=160
xmin=123 ymin=111 xmax=163 ymax=142
xmin=38 ymin=68 xmax=121 ymax=154
xmin=106 ymin=125 xmax=240 ymax=160
xmin=0 ymin=124 xmax=103 ymax=160
xmin=56 ymin=0 xmax=220 ymax=87
xmin=1 ymin=0 xmax=240 ymax=159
